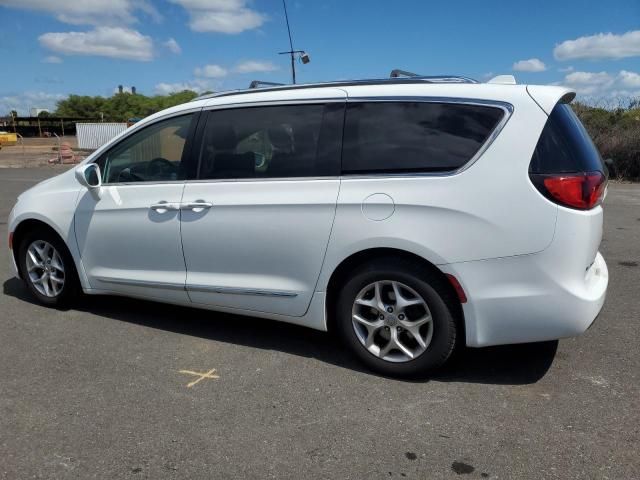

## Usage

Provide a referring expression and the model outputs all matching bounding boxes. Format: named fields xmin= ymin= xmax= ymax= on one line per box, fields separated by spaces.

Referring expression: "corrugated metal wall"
xmin=76 ymin=123 xmax=128 ymax=150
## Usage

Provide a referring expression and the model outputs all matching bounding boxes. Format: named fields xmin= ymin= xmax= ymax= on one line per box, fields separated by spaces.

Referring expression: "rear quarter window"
xmin=529 ymin=103 xmax=604 ymax=174
xmin=342 ymin=102 xmax=505 ymax=174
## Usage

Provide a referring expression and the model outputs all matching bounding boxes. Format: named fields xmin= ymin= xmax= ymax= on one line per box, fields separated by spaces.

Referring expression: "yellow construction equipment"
xmin=0 ymin=132 xmax=18 ymax=146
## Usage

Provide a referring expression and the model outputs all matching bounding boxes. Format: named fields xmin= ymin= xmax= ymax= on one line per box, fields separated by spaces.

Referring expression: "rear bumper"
xmin=444 ymin=251 xmax=608 ymax=347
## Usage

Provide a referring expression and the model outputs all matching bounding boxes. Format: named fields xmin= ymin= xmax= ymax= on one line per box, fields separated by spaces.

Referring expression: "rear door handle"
xmin=150 ymin=202 xmax=180 ymax=213
xmin=182 ymin=201 xmax=213 ymax=213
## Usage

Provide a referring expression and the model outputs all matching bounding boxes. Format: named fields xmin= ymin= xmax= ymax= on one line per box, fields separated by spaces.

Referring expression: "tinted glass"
xmin=99 ymin=114 xmax=194 ymax=183
xmin=342 ymin=102 xmax=505 ymax=174
xmin=198 ymin=103 xmax=344 ymax=179
xmin=529 ymin=103 xmax=604 ymax=174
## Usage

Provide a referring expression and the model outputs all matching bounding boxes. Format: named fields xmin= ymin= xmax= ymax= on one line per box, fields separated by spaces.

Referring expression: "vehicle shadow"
xmin=3 ymin=277 xmax=558 ymax=385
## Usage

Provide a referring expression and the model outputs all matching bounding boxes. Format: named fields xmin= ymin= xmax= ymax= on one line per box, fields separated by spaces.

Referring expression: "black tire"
xmin=18 ymin=227 xmax=80 ymax=308
xmin=336 ymin=257 xmax=458 ymax=378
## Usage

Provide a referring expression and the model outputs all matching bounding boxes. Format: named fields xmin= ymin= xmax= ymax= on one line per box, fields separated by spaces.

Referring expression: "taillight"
xmin=530 ymin=171 xmax=607 ymax=210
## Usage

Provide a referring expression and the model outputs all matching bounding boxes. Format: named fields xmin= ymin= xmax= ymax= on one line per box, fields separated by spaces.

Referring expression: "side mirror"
xmin=75 ymin=163 xmax=102 ymax=189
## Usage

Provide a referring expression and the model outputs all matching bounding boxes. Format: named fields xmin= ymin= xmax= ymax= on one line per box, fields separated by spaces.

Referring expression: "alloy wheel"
xmin=25 ymin=240 xmax=65 ymax=297
xmin=351 ymin=280 xmax=433 ymax=363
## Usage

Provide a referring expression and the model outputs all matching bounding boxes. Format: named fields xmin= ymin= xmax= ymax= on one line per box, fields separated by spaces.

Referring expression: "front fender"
xmin=8 ymin=169 xmax=89 ymax=289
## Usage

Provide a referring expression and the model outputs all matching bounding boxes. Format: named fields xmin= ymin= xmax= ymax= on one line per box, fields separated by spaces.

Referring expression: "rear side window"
xmin=197 ymin=103 xmax=344 ymax=180
xmin=342 ymin=102 xmax=505 ymax=174
xmin=529 ymin=103 xmax=604 ymax=174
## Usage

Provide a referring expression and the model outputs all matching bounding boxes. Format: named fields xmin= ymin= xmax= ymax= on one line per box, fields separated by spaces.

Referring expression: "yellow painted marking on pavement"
xmin=179 ymin=368 xmax=219 ymax=388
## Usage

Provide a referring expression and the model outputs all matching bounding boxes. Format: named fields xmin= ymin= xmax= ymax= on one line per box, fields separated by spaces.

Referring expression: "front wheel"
xmin=336 ymin=259 xmax=458 ymax=377
xmin=18 ymin=228 xmax=80 ymax=307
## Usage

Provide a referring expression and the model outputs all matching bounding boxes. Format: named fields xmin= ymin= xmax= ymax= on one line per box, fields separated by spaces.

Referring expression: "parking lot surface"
xmin=1 ymin=168 xmax=638 ymax=479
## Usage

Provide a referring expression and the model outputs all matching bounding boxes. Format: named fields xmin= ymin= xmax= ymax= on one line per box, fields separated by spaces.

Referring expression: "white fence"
xmin=76 ymin=123 xmax=128 ymax=150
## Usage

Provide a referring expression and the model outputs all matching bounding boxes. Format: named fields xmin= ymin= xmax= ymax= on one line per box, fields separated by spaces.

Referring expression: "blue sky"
xmin=1 ymin=0 xmax=639 ymax=115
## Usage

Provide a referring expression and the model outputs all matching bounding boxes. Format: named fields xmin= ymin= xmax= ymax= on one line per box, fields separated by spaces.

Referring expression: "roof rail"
xmin=192 ymin=75 xmax=480 ymax=102
xmin=249 ymin=80 xmax=286 ymax=89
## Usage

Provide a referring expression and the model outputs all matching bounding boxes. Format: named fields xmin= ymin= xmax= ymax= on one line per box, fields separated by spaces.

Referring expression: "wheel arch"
xmin=324 ymin=247 xmax=466 ymax=343
xmin=12 ymin=218 xmax=75 ymax=281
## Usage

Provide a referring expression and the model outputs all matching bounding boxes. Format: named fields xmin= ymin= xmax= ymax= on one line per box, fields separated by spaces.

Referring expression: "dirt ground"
xmin=0 ymin=136 xmax=87 ymax=168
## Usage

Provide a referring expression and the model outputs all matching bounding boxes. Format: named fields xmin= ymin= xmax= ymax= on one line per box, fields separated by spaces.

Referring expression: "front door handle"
xmin=182 ymin=201 xmax=213 ymax=213
xmin=150 ymin=202 xmax=180 ymax=213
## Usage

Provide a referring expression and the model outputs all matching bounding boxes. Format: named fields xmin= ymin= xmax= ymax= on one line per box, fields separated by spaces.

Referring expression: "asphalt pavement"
xmin=1 ymin=168 xmax=638 ymax=479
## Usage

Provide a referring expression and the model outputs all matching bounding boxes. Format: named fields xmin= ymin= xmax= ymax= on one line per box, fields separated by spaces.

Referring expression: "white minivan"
xmin=8 ymin=76 xmax=608 ymax=376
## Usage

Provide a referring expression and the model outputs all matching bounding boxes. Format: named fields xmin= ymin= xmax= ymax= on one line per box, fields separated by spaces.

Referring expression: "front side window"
xmin=99 ymin=114 xmax=195 ymax=184
xmin=342 ymin=102 xmax=505 ymax=174
xmin=198 ymin=103 xmax=344 ymax=180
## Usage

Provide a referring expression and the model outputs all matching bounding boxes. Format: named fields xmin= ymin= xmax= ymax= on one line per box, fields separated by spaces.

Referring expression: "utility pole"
xmin=278 ymin=0 xmax=309 ymax=84
xmin=282 ymin=0 xmax=295 ymax=84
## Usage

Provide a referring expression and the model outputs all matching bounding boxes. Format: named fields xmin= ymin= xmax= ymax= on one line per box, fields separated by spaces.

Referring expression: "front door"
xmin=74 ymin=113 xmax=198 ymax=303
xmin=181 ymin=101 xmax=345 ymax=316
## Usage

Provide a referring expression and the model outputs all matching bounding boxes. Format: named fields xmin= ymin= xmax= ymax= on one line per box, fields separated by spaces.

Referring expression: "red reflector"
xmin=8 ymin=232 xmax=13 ymax=250
xmin=542 ymin=172 xmax=606 ymax=210
xmin=445 ymin=274 xmax=467 ymax=303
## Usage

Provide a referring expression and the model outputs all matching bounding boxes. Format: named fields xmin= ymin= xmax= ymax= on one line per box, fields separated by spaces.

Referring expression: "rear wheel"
xmin=336 ymin=258 xmax=458 ymax=377
xmin=18 ymin=228 xmax=80 ymax=307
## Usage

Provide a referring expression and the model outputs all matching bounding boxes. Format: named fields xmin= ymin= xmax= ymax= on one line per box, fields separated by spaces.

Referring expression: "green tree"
xmin=54 ymin=90 xmax=200 ymax=121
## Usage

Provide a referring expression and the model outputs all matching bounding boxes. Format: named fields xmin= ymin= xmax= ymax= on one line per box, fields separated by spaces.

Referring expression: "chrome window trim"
xmin=185 ymin=176 xmax=340 ymax=185
xmin=100 ymin=176 xmax=341 ymax=186
xmin=202 ymin=97 xmax=346 ymax=112
xmin=341 ymin=96 xmax=514 ymax=179
xmin=98 ymin=96 xmax=513 ymax=184
xmin=100 ymin=180 xmax=187 ymax=187
xmin=199 ymin=96 xmax=513 ymax=180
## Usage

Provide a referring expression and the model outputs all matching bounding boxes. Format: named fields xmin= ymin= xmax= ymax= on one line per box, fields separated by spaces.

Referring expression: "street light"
xmin=279 ymin=0 xmax=309 ymax=84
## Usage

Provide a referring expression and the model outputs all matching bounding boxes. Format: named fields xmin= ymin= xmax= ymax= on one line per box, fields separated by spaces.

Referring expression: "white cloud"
xmin=512 ymin=58 xmax=546 ymax=72
xmin=194 ymin=64 xmax=228 ymax=78
xmin=169 ymin=0 xmax=266 ymax=34
xmin=559 ymin=70 xmax=640 ymax=98
xmin=163 ymin=38 xmax=181 ymax=54
xmin=154 ymin=78 xmax=215 ymax=95
xmin=0 ymin=91 xmax=66 ymax=116
xmin=563 ymin=71 xmax=614 ymax=95
xmin=0 ymin=0 xmax=160 ymax=26
xmin=554 ymin=30 xmax=640 ymax=61
xmin=618 ymin=70 xmax=640 ymax=88
xmin=558 ymin=66 xmax=574 ymax=73
xmin=234 ymin=60 xmax=278 ymax=73
xmin=39 ymin=27 xmax=154 ymax=62
xmin=155 ymin=82 xmax=194 ymax=95
xmin=43 ymin=55 xmax=62 ymax=64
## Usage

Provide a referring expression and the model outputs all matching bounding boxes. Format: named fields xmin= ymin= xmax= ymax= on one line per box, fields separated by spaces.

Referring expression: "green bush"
xmin=572 ymin=102 xmax=640 ymax=181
